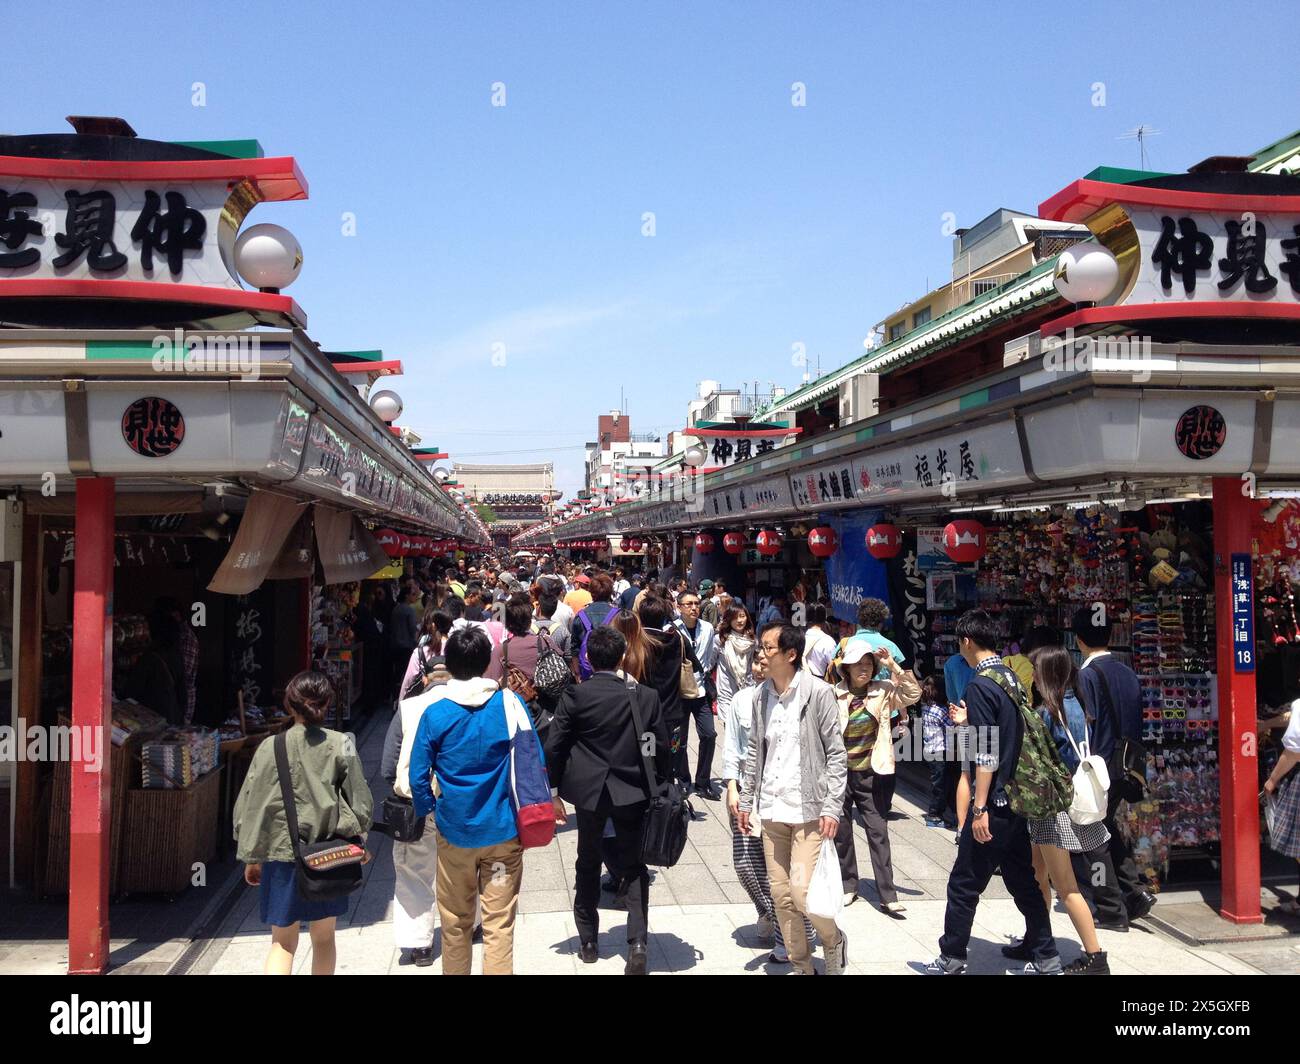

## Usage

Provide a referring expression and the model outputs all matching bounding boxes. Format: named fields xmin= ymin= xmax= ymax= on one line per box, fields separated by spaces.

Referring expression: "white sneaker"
xmin=842 ymin=891 xmax=858 ymax=907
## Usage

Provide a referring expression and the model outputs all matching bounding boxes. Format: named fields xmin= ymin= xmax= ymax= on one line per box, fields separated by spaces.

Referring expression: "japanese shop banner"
xmin=789 ymin=460 xmax=871 ymax=511
xmin=702 ymin=475 xmax=793 ymax=521
xmin=1129 ymin=207 xmax=1300 ymax=305
xmin=823 ymin=508 xmax=888 ymax=626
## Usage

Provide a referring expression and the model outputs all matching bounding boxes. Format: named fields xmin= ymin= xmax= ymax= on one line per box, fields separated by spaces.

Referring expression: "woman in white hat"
xmin=830 ymin=638 xmax=920 ymax=916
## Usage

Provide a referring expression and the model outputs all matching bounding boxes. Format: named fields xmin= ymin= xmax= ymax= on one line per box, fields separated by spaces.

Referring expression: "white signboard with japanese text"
xmin=702 ymin=475 xmax=793 ymax=521
xmin=0 ymin=181 xmax=239 ymax=286
xmin=1124 ymin=207 xmax=1300 ymax=306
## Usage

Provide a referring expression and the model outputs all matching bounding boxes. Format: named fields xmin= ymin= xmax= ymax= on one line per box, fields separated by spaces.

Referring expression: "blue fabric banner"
xmin=823 ymin=508 xmax=888 ymax=625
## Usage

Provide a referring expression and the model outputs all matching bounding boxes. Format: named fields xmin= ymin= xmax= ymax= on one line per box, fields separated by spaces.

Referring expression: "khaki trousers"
xmin=762 ymin=819 xmax=841 ymax=975
xmin=434 ymin=827 xmax=523 ymax=975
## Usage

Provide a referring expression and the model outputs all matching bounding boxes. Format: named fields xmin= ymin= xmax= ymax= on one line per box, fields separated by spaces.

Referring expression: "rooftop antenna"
xmin=1119 ymin=125 xmax=1162 ymax=170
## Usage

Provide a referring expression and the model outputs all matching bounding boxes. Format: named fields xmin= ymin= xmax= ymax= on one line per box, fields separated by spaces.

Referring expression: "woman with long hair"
xmin=398 ymin=608 xmax=452 ymax=699
xmin=1018 ymin=643 xmax=1110 ymax=975
xmin=715 ymin=604 xmax=756 ymax=715
xmin=611 ymin=607 xmax=653 ymax=682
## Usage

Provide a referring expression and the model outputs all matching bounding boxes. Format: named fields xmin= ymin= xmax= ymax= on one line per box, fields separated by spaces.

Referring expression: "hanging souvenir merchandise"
xmin=923 ymin=501 xmax=1230 ymax=892
xmin=311 ymin=581 xmax=362 ymax=727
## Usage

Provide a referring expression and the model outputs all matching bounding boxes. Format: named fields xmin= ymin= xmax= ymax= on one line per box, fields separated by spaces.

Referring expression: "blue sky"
xmin=8 ymin=0 xmax=1299 ymax=496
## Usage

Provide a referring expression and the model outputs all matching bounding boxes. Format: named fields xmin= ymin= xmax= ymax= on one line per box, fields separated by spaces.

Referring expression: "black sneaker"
xmin=410 ymin=946 xmax=435 ymax=968
xmin=1001 ymin=939 xmax=1033 ymax=961
xmin=579 ymin=941 xmax=598 ymax=964
xmin=1062 ymin=951 xmax=1110 ymax=975
xmin=694 ymin=782 xmax=722 ymax=801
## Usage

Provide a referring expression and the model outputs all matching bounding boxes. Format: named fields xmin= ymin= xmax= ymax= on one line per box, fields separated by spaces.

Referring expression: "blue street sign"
xmin=1231 ymin=553 xmax=1254 ymax=673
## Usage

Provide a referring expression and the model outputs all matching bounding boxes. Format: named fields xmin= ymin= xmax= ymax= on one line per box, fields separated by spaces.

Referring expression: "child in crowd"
xmin=920 ymin=674 xmax=958 ymax=829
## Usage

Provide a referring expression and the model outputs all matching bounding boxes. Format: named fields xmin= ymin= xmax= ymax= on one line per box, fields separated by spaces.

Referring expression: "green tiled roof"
xmin=170 ymin=139 xmax=265 ymax=159
xmin=759 ymin=255 xmax=1063 ymax=417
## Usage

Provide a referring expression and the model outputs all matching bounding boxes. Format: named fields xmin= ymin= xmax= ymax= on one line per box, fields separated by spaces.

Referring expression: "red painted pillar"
xmin=68 ymin=476 xmax=115 ymax=974
xmin=1211 ymin=476 xmax=1262 ymax=924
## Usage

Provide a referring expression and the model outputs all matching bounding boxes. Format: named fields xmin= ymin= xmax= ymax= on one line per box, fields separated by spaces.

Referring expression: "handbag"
xmin=501 ymin=690 xmax=557 ymax=849
xmin=500 ymin=637 xmax=538 ymax=704
xmin=1058 ymin=710 xmax=1110 ymax=826
xmin=379 ymin=794 xmax=426 ymax=843
xmin=272 ymin=731 xmax=366 ymax=901
xmin=677 ymin=629 xmax=702 ymax=700
xmin=627 ymin=678 xmax=692 ymax=866
xmin=532 ymin=626 xmax=572 ymax=700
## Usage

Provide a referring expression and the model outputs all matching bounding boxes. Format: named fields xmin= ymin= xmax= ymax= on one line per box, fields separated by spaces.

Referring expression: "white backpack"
xmin=1059 ymin=712 xmax=1110 ymax=825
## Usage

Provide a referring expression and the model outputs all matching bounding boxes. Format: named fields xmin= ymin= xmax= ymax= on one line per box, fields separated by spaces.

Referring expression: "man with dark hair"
xmin=570 ymin=570 xmax=620 ymax=681
xmin=409 ymin=625 xmax=536 ymax=975
xmin=737 ymin=623 xmax=848 ymax=975
xmin=926 ymin=609 xmax=1061 ymax=975
xmin=854 ymin=597 xmax=907 ymax=667
xmin=547 ymin=624 xmax=670 ymax=974
xmin=1070 ymin=606 xmax=1154 ymax=930
xmin=638 ymin=593 xmax=696 ymax=792
xmin=674 ymin=587 xmax=719 ymax=799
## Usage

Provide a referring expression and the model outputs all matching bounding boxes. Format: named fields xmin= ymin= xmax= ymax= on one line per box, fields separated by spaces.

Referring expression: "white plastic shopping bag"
xmin=806 ymin=836 xmax=843 ymax=921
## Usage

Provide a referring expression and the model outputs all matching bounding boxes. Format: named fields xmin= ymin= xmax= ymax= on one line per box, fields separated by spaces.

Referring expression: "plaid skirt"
xmin=1268 ymin=772 xmax=1300 ymax=859
xmin=1029 ymin=812 xmax=1110 ymax=853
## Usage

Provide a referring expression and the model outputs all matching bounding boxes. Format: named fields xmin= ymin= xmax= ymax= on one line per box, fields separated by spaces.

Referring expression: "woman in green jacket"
xmin=233 ymin=672 xmax=374 ymax=975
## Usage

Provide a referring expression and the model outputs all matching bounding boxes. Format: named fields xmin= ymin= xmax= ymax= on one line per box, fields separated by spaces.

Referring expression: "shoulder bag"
xmin=627 ymin=678 xmax=692 ymax=866
xmin=677 ymin=629 xmax=702 ymax=700
xmin=1090 ymin=665 xmax=1148 ymax=802
xmin=273 ymin=731 xmax=366 ymax=901
xmin=501 ymin=690 xmax=556 ymax=849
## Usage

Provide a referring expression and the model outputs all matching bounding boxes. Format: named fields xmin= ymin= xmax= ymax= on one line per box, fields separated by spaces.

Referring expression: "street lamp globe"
xmin=234 ymin=223 xmax=303 ymax=291
xmin=369 ymin=389 xmax=404 ymax=423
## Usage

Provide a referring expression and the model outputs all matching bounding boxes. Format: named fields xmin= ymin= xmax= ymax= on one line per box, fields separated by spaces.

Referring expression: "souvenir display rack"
xmin=925 ymin=503 xmax=1220 ymax=891
xmin=310 ymin=582 xmax=362 ymax=727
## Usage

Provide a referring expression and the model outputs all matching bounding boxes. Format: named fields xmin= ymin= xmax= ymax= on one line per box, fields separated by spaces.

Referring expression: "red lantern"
xmin=807 ymin=526 xmax=838 ymax=559
xmin=375 ymin=528 xmax=403 ymax=556
xmin=865 ymin=523 xmax=902 ymax=560
xmin=399 ymin=533 xmax=415 ymax=556
xmin=943 ymin=520 xmax=987 ymax=563
xmin=722 ymin=531 xmax=745 ymax=555
xmin=756 ymin=529 xmax=783 ymax=557
xmin=624 ymin=536 xmax=641 ymax=552
xmin=694 ymin=532 xmax=715 ymax=554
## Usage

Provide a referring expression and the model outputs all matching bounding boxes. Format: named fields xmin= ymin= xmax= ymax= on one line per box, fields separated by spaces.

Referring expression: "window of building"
xmin=972 ymin=278 xmax=1001 ymax=296
xmin=887 ymin=321 xmax=906 ymax=342
xmin=912 ymin=306 xmax=932 ymax=328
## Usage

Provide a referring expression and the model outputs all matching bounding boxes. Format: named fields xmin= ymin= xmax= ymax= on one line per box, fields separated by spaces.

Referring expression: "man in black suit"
xmin=547 ymin=624 xmax=671 ymax=975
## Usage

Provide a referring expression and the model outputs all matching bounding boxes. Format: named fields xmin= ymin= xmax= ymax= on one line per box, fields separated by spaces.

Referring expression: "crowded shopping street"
xmin=2 ymin=2 xmax=1299 ymax=1044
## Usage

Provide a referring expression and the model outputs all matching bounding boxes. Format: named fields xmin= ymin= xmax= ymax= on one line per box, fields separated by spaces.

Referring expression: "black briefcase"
xmin=626 ymin=680 xmax=693 ymax=867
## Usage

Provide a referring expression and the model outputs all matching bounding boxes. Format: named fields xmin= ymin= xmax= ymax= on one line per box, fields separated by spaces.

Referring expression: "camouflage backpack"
xmin=978 ymin=663 xmax=1073 ymax=821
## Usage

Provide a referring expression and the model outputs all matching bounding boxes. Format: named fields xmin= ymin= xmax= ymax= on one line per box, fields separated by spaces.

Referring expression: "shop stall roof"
xmin=0 ymin=327 xmax=484 ymax=541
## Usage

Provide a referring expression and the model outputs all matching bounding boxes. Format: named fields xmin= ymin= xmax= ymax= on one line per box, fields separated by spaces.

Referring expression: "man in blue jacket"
xmin=409 ymin=626 xmax=541 ymax=975
xmin=1070 ymin=607 xmax=1157 ymax=931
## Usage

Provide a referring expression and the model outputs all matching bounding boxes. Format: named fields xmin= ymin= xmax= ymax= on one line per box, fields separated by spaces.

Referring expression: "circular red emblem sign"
xmin=122 ymin=397 xmax=185 ymax=457
xmin=1174 ymin=405 xmax=1226 ymax=461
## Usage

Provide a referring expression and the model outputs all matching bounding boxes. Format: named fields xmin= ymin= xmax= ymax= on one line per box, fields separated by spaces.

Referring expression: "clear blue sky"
xmin=8 ymin=0 xmax=1299 ymax=496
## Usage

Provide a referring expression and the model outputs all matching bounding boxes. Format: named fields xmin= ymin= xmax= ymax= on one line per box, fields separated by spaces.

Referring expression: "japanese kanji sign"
xmin=1231 ymin=553 xmax=1254 ymax=673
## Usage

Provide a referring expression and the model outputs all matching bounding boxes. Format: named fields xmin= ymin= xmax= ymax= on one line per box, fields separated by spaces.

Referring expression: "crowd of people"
xmin=231 ymin=550 xmax=1300 ymax=977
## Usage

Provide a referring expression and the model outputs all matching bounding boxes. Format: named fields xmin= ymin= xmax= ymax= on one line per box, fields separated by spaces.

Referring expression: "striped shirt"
xmin=842 ymin=690 xmax=880 ymax=772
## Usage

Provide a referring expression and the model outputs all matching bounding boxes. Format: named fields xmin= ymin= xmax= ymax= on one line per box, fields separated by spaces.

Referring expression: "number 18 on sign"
xmin=1231 ymin=553 xmax=1254 ymax=673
